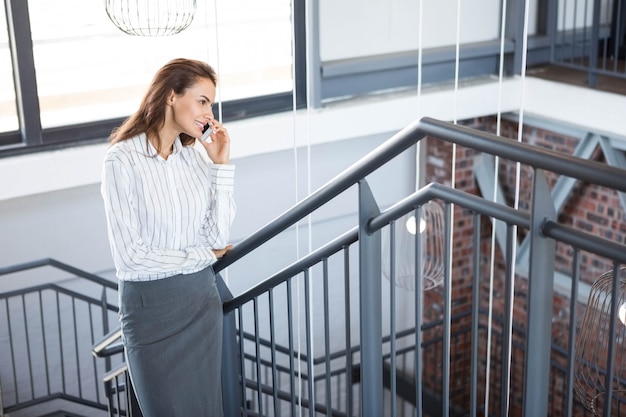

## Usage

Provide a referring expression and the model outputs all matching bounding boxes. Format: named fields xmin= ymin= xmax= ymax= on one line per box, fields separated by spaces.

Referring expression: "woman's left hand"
xmin=200 ymin=118 xmax=230 ymax=164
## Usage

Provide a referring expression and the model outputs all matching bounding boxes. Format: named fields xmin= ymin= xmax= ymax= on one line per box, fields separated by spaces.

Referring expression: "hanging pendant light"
xmin=382 ymin=201 xmax=445 ymax=292
xmin=105 ymin=0 xmax=197 ymax=37
xmin=574 ymin=266 xmax=626 ymax=415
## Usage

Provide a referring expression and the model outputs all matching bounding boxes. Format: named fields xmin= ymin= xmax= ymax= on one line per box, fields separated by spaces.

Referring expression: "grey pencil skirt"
xmin=118 ymin=266 xmax=224 ymax=417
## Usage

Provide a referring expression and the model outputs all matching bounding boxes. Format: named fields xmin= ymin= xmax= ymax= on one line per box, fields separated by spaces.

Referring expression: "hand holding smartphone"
xmin=201 ymin=123 xmax=213 ymax=142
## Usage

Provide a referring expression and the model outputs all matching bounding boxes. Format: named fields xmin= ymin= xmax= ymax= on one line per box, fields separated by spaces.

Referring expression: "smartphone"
xmin=201 ymin=123 xmax=213 ymax=142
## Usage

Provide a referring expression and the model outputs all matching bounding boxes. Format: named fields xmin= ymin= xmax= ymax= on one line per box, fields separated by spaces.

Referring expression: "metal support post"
xmin=523 ymin=169 xmax=556 ymax=417
xmin=358 ymin=179 xmax=383 ymax=417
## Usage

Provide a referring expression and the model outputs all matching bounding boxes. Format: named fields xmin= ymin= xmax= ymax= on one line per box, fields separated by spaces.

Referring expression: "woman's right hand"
xmin=213 ymin=244 xmax=233 ymax=259
xmin=200 ymin=118 xmax=230 ymax=165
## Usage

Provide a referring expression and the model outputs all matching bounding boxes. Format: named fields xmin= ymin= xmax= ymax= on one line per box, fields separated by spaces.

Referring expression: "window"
xmin=0 ymin=0 xmax=305 ymax=155
xmin=0 ymin=1 xmax=18 ymax=135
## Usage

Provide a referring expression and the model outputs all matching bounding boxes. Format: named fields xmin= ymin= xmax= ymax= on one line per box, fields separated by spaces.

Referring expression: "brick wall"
xmin=417 ymin=116 xmax=625 ymax=416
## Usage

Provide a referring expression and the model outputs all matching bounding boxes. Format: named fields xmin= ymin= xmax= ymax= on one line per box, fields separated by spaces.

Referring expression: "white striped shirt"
xmin=100 ymin=134 xmax=236 ymax=281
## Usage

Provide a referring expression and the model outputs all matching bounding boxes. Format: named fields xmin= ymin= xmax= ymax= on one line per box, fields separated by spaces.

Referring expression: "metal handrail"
xmin=215 ymin=116 xmax=626 ymax=275
xmin=92 ymin=328 xmax=124 ymax=358
xmin=0 ymin=257 xmax=117 ymax=289
xmin=543 ymin=220 xmax=626 ymax=264
xmin=102 ymin=363 xmax=129 ymax=384
xmin=223 ymin=227 xmax=358 ymax=313
xmin=0 ymin=282 xmax=116 ymax=307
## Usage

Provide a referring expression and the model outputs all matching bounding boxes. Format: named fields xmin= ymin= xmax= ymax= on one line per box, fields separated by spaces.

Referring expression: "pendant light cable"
xmin=211 ymin=1 xmax=222 ymax=121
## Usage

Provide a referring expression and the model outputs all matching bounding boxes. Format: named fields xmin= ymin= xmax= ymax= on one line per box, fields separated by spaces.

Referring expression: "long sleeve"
xmin=199 ymin=165 xmax=236 ymax=249
xmin=100 ymin=136 xmax=236 ymax=281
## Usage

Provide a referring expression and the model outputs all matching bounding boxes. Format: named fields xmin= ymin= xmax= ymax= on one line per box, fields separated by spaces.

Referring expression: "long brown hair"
xmin=110 ymin=58 xmax=217 ymax=150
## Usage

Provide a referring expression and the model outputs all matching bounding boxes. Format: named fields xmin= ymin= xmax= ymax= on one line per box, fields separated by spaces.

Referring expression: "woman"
xmin=100 ymin=58 xmax=235 ymax=417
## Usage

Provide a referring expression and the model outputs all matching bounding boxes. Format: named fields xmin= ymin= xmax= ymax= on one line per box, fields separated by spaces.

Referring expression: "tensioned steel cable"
xmin=206 ymin=0 xmax=225 ymax=289
xmin=415 ymin=2 xmax=425 ymax=416
xmin=441 ymin=3 xmax=464 ymax=417
xmin=484 ymin=0 xmax=510 ymax=414
xmin=290 ymin=0 xmax=314 ymax=414
xmin=485 ymin=1 xmax=531 ymax=416
xmin=485 ymin=0 xmax=507 ymax=416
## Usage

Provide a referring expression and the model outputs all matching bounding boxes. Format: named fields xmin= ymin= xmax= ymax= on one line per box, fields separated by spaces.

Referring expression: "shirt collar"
xmin=145 ymin=136 xmax=184 ymax=160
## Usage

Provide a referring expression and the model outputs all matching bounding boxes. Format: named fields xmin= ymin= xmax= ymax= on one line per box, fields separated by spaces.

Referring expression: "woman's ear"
xmin=166 ymin=89 xmax=176 ymax=106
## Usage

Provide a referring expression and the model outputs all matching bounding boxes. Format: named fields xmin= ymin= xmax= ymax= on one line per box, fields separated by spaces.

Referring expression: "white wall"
xmin=319 ymin=0 xmax=541 ymax=61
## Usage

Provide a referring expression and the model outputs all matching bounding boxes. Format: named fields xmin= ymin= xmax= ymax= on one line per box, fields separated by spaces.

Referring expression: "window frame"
xmin=0 ymin=0 xmax=307 ymax=157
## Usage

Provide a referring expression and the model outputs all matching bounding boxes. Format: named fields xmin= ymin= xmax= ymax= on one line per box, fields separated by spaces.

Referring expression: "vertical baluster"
xmin=39 ymin=290 xmax=51 ymax=397
xmin=389 ymin=222 xmax=397 ymax=417
xmin=414 ymin=206 xmax=423 ymax=417
xmin=6 ymin=298 xmax=18 ymax=405
xmin=238 ymin=307 xmax=249 ymax=417
xmin=587 ymin=0 xmax=601 ymax=86
xmin=560 ymin=0 xmax=568 ymax=62
xmin=269 ymin=288 xmax=280 ymax=415
xmin=116 ymin=374 xmax=123 ymax=417
xmin=343 ymin=246 xmax=353 ymax=417
xmin=89 ymin=303 xmax=100 ymax=404
xmin=442 ymin=202 xmax=452 ymax=416
xmin=104 ymin=377 xmax=113 ymax=417
xmin=564 ymin=250 xmax=580 ymax=417
xmin=57 ymin=292 xmax=67 ymax=394
xmin=603 ymin=263 xmax=621 ymax=417
xmin=0 ymin=379 xmax=4 ymax=416
xmin=124 ymin=375 xmax=130 ymax=417
xmin=500 ymin=224 xmax=515 ymax=416
xmin=304 ymin=270 xmax=315 ymax=417
xmin=253 ymin=297 xmax=263 ymax=416
xmin=570 ymin=0 xmax=578 ymax=63
xmin=21 ymin=294 xmax=34 ymax=401
xmin=323 ymin=258 xmax=332 ymax=416
xmin=470 ymin=212 xmax=481 ymax=417
xmin=72 ymin=298 xmax=83 ymax=399
xmin=101 ymin=287 xmax=111 ymax=373
xmin=286 ymin=278 xmax=297 ymax=416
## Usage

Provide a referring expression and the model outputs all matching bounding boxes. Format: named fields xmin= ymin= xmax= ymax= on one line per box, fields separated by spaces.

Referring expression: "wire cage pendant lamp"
xmin=105 ymin=0 xmax=197 ymax=37
xmin=574 ymin=266 xmax=626 ymax=415
xmin=382 ymin=201 xmax=445 ymax=292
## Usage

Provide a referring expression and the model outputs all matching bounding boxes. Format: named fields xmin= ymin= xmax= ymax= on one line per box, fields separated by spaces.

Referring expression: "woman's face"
xmin=169 ymin=77 xmax=217 ymax=138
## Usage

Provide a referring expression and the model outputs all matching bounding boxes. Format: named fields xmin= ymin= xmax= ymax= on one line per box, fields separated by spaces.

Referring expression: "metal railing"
xmin=0 ymin=258 xmax=120 ymax=416
xmin=549 ymin=0 xmax=626 ymax=85
xmin=212 ymin=116 xmax=626 ymax=417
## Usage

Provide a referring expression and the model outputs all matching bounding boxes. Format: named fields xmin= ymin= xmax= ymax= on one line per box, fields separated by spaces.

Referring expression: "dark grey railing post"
xmin=523 ymin=169 xmax=556 ymax=417
xmin=101 ymin=288 xmax=112 ymax=372
xmin=216 ymin=273 xmax=242 ymax=416
xmin=587 ymin=0 xmax=602 ymax=87
xmin=358 ymin=179 xmax=383 ymax=417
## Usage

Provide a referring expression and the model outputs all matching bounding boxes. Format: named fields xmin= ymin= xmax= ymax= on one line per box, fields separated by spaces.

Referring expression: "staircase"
xmin=3 ymin=117 xmax=626 ymax=416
